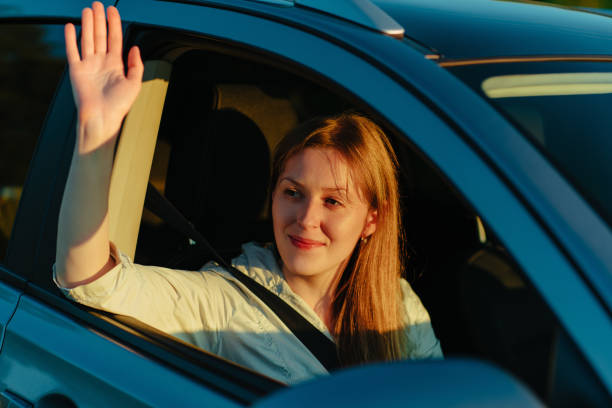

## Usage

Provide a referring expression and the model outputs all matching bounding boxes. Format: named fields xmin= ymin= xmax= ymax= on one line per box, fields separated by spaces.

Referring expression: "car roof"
xmin=372 ymin=0 xmax=612 ymax=60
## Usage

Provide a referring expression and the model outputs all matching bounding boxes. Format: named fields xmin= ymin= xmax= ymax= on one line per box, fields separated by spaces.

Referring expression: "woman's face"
xmin=272 ymin=147 xmax=377 ymax=285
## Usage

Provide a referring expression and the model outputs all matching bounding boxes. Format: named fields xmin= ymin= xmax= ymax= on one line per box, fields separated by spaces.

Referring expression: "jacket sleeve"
xmin=53 ymin=242 xmax=231 ymax=352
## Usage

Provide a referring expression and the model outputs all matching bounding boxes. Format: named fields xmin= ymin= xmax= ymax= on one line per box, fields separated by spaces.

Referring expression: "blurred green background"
xmin=536 ymin=0 xmax=612 ymax=8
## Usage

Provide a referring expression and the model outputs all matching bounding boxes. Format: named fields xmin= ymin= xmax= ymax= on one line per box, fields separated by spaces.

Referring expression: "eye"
xmin=284 ymin=188 xmax=301 ymax=198
xmin=325 ymin=197 xmax=343 ymax=207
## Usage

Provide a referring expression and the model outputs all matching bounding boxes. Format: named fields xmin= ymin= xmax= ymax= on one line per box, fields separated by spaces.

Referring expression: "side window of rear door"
xmin=0 ymin=21 xmax=65 ymax=300
xmin=0 ymin=23 xmax=65 ymax=262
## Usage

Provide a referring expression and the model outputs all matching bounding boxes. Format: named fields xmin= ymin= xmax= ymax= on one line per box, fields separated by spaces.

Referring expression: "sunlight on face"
xmin=272 ymin=148 xmax=377 ymax=286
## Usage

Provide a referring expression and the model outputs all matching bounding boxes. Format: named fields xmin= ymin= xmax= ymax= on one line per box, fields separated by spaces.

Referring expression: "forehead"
xmin=280 ymin=148 xmax=364 ymax=197
xmin=282 ymin=148 xmax=345 ymax=177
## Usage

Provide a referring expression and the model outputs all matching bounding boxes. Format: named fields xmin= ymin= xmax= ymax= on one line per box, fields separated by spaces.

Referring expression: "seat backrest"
xmin=164 ymin=107 xmax=272 ymax=265
xmin=459 ymin=243 xmax=558 ymax=401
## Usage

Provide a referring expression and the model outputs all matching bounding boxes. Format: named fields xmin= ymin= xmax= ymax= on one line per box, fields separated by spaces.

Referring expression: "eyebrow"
xmin=280 ymin=177 xmax=348 ymax=194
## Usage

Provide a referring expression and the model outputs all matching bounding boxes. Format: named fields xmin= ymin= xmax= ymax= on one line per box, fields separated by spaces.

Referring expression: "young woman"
xmin=55 ymin=2 xmax=442 ymax=384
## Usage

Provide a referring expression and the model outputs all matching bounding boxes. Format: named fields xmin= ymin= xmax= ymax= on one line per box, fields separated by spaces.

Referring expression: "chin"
xmin=281 ymin=256 xmax=315 ymax=276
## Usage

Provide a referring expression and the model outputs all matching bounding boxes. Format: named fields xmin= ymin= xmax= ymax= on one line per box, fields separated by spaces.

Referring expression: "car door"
xmin=115 ymin=0 xmax=592 ymax=401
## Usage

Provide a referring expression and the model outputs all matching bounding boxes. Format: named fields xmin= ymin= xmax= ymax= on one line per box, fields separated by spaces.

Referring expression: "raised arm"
xmin=56 ymin=2 xmax=143 ymax=287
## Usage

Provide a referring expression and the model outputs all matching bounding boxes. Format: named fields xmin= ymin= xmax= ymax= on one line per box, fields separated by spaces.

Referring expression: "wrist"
xmin=76 ymin=117 xmax=119 ymax=156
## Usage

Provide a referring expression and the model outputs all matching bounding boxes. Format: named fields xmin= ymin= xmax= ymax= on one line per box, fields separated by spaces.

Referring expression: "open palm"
xmin=65 ymin=2 xmax=143 ymax=153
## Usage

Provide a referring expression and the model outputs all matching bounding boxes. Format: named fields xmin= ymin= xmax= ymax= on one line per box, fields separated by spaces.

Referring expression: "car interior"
xmin=82 ymin=30 xmax=609 ymax=406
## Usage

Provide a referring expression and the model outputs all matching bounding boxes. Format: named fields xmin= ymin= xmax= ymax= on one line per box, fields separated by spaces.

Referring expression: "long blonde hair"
xmin=271 ymin=112 xmax=407 ymax=366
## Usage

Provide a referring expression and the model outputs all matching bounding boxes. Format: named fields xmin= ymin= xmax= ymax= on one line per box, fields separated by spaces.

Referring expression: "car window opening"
xmin=126 ymin=46 xmax=564 ymax=401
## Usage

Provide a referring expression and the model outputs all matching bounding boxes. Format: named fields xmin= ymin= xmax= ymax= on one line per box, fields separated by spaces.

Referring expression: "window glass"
xmin=0 ymin=24 xmax=65 ymax=260
xmin=448 ymin=61 xmax=612 ymax=229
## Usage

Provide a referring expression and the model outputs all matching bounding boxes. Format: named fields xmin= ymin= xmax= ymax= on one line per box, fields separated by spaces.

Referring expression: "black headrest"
xmin=165 ymin=108 xmax=271 ymax=249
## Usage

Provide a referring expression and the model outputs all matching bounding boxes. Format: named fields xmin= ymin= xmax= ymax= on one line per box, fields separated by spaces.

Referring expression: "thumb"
xmin=126 ymin=46 xmax=144 ymax=84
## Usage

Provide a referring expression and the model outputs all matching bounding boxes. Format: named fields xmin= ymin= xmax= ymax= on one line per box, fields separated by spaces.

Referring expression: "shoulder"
xmin=400 ymin=278 xmax=444 ymax=359
xmin=400 ymin=278 xmax=431 ymax=325
xmin=202 ymin=242 xmax=286 ymax=295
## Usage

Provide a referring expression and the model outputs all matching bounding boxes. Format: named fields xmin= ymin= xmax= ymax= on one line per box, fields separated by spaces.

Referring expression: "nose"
xmin=297 ymin=198 xmax=321 ymax=229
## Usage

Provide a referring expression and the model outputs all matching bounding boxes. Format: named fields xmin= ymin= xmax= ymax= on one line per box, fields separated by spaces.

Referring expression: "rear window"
xmin=448 ymin=61 xmax=612 ymax=228
xmin=0 ymin=23 xmax=65 ymax=260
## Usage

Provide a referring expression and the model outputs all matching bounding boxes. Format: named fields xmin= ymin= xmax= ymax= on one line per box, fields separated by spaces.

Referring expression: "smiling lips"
xmin=288 ymin=235 xmax=325 ymax=250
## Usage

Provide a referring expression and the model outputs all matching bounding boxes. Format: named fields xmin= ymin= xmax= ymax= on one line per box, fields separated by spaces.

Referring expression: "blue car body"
xmin=0 ymin=0 xmax=610 ymax=406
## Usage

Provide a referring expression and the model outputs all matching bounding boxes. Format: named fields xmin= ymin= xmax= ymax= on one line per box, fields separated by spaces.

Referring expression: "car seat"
xmin=459 ymin=226 xmax=558 ymax=400
xmin=393 ymin=141 xmax=483 ymax=355
xmin=135 ymin=69 xmax=274 ymax=269
xmin=155 ymin=107 xmax=272 ymax=269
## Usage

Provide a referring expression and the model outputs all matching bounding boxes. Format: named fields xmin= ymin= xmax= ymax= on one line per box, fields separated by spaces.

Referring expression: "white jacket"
xmin=56 ymin=242 xmax=442 ymax=384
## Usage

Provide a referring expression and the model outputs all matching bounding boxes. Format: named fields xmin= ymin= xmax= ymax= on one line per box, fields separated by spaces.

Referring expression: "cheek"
xmin=323 ymin=212 xmax=365 ymax=242
xmin=325 ymin=211 xmax=366 ymax=243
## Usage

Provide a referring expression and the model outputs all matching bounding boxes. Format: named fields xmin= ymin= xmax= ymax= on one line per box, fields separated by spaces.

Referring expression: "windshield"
xmin=448 ymin=61 xmax=612 ymax=228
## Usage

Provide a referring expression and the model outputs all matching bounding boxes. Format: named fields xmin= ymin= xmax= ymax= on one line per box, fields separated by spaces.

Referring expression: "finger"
xmin=107 ymin=6 xmax=122 ymax=56
xmin=126 ymin=46 xmax=144 ymax=84
xmin=65 ymin=23 xmax=80 ymax=64
xmin=92 ymin=1 xmax=107 ymax=54
xmin=81 ymin=7 xmax=94 ymax=58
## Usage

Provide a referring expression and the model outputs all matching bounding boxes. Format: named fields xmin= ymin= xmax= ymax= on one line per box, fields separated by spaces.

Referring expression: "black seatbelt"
xmin=145 ymin=183 xmax=340 ymax=371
